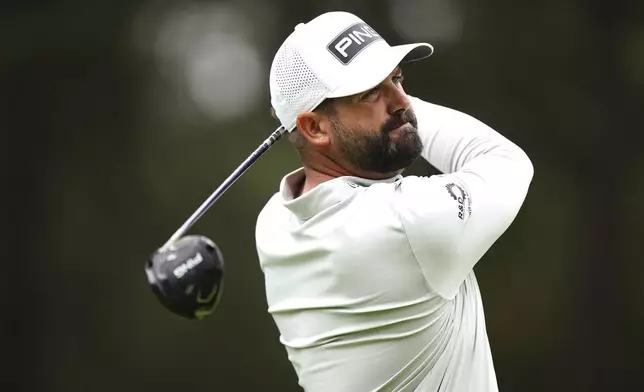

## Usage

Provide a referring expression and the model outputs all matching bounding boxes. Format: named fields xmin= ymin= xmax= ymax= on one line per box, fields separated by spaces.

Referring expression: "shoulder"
xmin=392 ymin=174 xmax=474 ymax=231
xmin=255 ymin=193 xmax=283 ymax=233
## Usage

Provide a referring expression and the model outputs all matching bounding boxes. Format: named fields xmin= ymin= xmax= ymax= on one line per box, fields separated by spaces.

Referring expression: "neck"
xmin=296 ymin=158 xmax=402 ymax=197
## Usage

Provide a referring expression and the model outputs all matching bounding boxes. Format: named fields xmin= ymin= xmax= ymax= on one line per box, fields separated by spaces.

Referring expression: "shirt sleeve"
xmin=394 ymin=96 xmax=534 ymax=299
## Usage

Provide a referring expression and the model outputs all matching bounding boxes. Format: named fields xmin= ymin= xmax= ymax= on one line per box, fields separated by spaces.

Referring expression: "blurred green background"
xmin=1 ymin=0 xmax=643 ymax=391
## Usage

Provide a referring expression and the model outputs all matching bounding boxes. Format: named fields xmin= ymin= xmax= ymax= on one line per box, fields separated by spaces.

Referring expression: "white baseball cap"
xmin=269 ymin=11 xmax=434 ymax=132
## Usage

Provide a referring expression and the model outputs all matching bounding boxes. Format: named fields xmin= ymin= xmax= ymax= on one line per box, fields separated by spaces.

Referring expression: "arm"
xmin=395 ymin=96 xmax=534 ymax=299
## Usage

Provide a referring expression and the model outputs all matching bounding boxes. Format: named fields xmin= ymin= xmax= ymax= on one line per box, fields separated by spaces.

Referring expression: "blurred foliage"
xmin=1 ymin=0 xmax=643 ymax=391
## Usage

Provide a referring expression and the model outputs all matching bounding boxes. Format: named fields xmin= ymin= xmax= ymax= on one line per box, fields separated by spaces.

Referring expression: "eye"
xmin=360 ymin=87 xmax=380 ymax=102
xmin=392 ymin=73 xmax=405 ymax=85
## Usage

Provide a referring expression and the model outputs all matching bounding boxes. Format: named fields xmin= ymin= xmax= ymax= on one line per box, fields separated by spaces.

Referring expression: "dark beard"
xmin=333 ymin=109 xmax=423 ymax=175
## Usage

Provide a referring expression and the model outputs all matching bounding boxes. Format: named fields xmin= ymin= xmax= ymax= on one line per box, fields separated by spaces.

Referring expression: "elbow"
xmin=519 ymin=148 xmax=534 ymax=183
xmin=510 ymin=147 xmax=535 ymax=206
xmin=498 ymin=145 xmax=535 ymax=204
xmin=488 ymin=139 xmax=535 ymax=184
xmin=505 ymin=143 xmax=534 ymax=186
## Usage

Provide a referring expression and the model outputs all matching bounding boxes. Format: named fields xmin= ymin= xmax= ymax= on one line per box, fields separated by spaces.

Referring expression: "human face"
xmin=326 ymin=67 xmax=423 ymax=176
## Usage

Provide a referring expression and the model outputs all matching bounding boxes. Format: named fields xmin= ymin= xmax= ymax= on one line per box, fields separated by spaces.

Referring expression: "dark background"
xmin=2 ymin=0 xmax=643 ymax=391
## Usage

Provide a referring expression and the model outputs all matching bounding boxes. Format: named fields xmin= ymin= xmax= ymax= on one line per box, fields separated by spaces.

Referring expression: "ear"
xmin=295 ymin=112 xmax=331 ymax=147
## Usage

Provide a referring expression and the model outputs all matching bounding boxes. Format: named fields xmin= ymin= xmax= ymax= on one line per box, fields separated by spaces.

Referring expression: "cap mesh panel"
xmin=271 ymin=41 xmax=329 ymax=131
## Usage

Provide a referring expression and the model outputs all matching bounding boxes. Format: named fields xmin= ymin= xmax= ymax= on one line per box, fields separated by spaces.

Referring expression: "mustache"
xmin=382 ymin=109 xmax=418 ymax=133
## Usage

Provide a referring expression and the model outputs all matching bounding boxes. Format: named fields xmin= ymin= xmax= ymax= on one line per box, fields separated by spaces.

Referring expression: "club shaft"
xmin=160 ymin=126 xmax=287 ymax=252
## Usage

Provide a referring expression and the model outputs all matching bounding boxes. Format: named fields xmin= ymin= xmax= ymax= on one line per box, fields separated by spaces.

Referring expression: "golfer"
xmin=255 ymin=11 xmax=533 ymax=392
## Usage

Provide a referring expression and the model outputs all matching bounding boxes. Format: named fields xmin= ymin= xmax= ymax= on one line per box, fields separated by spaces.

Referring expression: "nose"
xmin=384 ymin=82 xmax=411 ymax=115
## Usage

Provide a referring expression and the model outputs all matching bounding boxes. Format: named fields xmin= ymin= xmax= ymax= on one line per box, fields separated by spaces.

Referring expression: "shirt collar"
xmin=278 ymin=167 xmax=403 ymax=221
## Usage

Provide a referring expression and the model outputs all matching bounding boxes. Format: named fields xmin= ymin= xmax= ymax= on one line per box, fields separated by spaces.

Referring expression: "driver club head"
xmin=145 ymin=235 xmax=224 ymax=320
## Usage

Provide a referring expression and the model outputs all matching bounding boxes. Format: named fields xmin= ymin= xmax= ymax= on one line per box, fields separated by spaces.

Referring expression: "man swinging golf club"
xmin=254 ymin=11 xmax=534 ymax=392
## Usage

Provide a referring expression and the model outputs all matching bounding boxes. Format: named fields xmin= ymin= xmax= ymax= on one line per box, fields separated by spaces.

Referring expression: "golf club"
xmin=145 ymin=125 xmax=287 ymax=320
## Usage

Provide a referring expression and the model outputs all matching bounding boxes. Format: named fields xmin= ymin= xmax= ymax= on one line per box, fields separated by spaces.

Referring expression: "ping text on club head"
xmin=173 ymin=252 xmax=204 ymax=279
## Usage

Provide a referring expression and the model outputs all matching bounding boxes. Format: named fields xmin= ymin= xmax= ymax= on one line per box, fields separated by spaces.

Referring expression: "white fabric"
xmin=269 ymin=11 xmax=433 ymax=132
xmin=255 ymin=96 xmax=534 ymax=392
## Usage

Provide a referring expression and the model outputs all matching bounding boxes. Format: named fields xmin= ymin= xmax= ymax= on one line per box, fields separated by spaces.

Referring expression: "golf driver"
xmin=145 ymin=126 xmax=287 ymax=320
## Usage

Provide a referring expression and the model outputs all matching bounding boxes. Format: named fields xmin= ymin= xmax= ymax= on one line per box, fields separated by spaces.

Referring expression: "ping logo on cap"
xmin=327 ymin=22 xmax=383 ymax=65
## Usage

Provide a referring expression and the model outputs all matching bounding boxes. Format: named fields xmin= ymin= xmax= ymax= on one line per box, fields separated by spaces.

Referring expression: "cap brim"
xmin=326 ymin=42 xmax=433 ymax=99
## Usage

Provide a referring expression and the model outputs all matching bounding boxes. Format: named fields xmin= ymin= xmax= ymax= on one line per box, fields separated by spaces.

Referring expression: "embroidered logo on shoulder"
xmin=445 ymin=182 xmax=472 ymax=220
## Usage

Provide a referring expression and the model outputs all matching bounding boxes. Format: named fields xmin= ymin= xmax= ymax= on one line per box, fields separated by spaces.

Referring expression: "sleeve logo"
xmin=445 ymin=182 xmax=472 ymax=220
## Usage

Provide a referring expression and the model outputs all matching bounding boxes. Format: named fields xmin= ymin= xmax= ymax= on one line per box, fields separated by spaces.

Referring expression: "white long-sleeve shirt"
xmin=254 ymin=96 xmax=534 ymax=392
